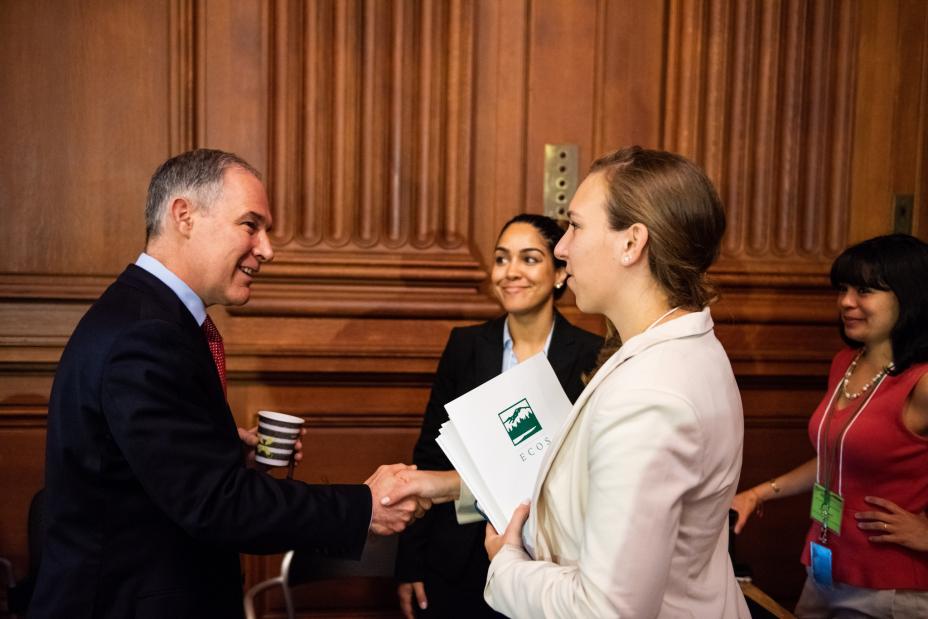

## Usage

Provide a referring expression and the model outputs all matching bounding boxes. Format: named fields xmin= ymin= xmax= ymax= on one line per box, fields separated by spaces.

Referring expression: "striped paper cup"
xmin=255 ymin=410 xmax=304 ymax=467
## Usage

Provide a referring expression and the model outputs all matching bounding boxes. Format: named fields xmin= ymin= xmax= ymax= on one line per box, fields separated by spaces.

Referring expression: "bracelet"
xmin=752 ymin=480 xmax=780 ymax=518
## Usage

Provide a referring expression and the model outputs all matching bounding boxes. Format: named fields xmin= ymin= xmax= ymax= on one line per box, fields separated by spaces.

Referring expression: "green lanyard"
xmin=812 ymin=372 xmax=886 ymax=542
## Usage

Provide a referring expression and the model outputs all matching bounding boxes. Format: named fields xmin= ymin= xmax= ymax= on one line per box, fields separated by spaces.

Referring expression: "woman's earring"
xmin=622 ymin=255 xmax=630 ymax=264
xmin=554 ymin=281 xmax=564 ymax=289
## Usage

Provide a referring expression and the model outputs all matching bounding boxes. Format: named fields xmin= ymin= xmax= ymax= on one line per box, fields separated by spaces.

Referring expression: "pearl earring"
xmin=554 ymin=281 xmax=564 ymax=289
xmin=622 ymin=255 xmax=630 ymax=264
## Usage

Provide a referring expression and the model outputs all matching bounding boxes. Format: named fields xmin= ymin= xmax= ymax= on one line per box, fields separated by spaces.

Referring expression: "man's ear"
xmin=167 ymin=197 xmax=195 ymax=238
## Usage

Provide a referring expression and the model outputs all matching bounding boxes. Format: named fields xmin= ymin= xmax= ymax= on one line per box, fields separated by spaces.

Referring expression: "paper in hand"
xmin=437 ymin=353 xmax=573 ymax=535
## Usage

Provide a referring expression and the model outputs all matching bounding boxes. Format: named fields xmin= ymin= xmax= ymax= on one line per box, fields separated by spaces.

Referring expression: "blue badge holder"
xmin=810 ymin=542 xmax=833 ymax=588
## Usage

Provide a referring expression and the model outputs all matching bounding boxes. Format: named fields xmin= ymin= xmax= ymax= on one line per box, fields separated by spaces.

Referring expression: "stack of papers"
xmin=436 ymin=353 xmax=573 ymax=534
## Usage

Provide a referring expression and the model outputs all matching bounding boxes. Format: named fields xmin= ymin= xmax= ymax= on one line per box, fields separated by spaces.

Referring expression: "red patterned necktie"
xmin=202 ymin=315 xmax=227 ymax=396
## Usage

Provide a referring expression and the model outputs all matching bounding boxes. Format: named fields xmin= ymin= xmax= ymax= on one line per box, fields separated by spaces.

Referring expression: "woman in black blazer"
xmin=395 ymin=214 xmax=603 ymax=618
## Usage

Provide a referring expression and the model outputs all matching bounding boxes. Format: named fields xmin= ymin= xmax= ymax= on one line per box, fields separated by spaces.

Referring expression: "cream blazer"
xmin=484 ymin=309 xmax=749 ymax=618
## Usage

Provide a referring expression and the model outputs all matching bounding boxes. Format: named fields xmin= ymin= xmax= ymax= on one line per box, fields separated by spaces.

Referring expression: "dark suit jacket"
xmin=31 ymin=265 xmax=372 ymax=619
xmin=394 ymin=312 xmax=602 ymax=606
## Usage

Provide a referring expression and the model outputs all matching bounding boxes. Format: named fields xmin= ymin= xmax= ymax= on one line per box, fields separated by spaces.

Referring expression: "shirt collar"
xmin=135 ymin=252 xmax=208 ymax=326
xmin=502 ymin=317 xmax=556 ymax=356
xmin=592 ymin=307 xmax=715 ymax=387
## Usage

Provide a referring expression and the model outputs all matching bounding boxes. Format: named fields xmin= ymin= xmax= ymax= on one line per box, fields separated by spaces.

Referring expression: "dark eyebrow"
xmin=495 ymin=246 xmax=545 ymax=256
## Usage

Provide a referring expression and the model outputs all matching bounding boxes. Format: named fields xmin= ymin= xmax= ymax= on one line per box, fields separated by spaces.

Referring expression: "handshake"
xmin=364 ymin=466 xmax=462 ymax=536
xmin=239 ymin=425 xmax=461 ymax=536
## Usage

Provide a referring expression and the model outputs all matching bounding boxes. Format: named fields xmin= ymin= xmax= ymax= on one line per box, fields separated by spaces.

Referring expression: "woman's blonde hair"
xmin=590 ymin=146 xmax=725 ymax=311
xmin=583 ymin=147 xmax=726 ymax=380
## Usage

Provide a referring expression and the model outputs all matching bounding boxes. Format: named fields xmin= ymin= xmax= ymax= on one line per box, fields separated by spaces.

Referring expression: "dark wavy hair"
xmin=830 ymin=233 xmax=928 ymax=373
xmin=497 ymin=213 xmax=568 ymax=299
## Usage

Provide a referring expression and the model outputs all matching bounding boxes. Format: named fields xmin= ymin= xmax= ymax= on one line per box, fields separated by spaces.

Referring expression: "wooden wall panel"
xmin=1 ymin=0 xmax=925 ymax=616
xmin=594 ymin=0 xmax=666 ymax=153
xmin=524 ymin=0 xmax=599 ymax=192
xmin=664 ymin=0 xmax=859 ymax=279
xmin=0 ymin=429 xmax=45 ymax=572
xmin=217 ymin=0 xmax=497 ymax=319
xmin=201 ymin=0 xmax=269 ymax=168
xmin=0 ymin=0 xmax=172 ymax=290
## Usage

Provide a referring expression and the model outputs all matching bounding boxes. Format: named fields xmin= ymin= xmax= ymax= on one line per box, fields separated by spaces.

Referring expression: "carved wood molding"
xmin=663 ymin=0 xmax=860 ymax=282
xmin=0 ymin=408 xmax=422 ymax=430
xmin=241 ymin=0 xmax=488 ymax=317
xmin=0 ymin=274 xmax=113 ymax=301
xmin=0 ymin=405 xmax=48 ymax=428
xmin=169 ymin=0 xmax=198 ymax=154
xmin=713 ymin=286 xmax=836 ymax=324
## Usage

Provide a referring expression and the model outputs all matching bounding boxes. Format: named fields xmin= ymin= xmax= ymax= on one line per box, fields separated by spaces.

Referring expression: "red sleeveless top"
xmin=800 ymin=347 xmax=928 ymax=589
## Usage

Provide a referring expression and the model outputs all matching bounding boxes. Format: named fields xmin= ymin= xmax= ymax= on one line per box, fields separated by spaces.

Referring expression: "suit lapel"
xmin=120 ymin=265 xmax=230 ymax=411
xmin=547 ymin=312 xmax=578 ymax=390
xmin=473 ymin=316 xmax=504 ymax=388
xmin=530 ymin=343 xmax=625 ymax=501
xmin=529 ymin=308 xmax=716 ymax=542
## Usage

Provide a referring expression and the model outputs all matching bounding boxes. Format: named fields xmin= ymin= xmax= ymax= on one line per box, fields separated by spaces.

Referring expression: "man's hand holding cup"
xmin=241 ymin=410 xmax=305 ymax=476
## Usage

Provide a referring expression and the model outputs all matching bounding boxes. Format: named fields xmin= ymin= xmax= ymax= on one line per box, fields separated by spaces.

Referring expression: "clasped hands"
xmin=378 ymin=468 xmax=533 ymax=559
xmin=238 ymin=425 xmax=435 ymax=535
xmin=370 ymin=468 xmax=461 ymax=535
xmin=237 ymin=427 xmax=535 ymax=541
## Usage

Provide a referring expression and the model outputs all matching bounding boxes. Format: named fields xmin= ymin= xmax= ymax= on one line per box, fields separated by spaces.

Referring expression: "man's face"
xmin=188 ymin=167 xmax=274 ymax=307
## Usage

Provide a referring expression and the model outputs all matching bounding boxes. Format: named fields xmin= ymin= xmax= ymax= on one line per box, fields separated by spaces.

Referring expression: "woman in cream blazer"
xmin=391 ymin=146 xmax=750 ymax=618
xmin=484 ymin=307 xmax=747 ymax=617
xmin=481 ymin=146 xmax=749 ymax=618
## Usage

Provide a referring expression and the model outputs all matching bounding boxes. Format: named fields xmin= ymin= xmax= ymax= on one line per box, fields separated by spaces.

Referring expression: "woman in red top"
xmin=732 ymin=234 xmax=928 ymax=617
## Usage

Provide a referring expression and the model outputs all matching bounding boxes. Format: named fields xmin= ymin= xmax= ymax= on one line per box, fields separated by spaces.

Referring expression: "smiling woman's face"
xmin=491 ymin=222 xmax=562 ymax=317
xmin=837 ymin=283 xmax=899 ymax=348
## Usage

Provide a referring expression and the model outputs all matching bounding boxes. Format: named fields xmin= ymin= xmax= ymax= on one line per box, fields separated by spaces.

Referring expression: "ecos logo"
xmin=498 ymin=398 xmax=542 ymax=446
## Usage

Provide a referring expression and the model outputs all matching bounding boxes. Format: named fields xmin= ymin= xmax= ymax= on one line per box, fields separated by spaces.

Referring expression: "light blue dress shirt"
xmin=501 ymin=317 xmax=555 ymax=372
xmin=135 ymin=253 xmax=207 ymax=326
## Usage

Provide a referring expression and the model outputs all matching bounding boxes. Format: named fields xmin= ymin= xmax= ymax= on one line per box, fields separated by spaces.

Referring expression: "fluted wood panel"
xmin=664 ymin=0 xmax=859 ymax=279
xmin=1 ymin=0 xmax=926 ymax=615
xmin=169 ymin=0 xmax=198 ymax=155
xmin=233 ymin=0 xmax=495 ymax=318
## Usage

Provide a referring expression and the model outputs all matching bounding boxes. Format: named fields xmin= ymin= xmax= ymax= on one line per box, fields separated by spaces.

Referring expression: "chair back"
xmin=27 ymin=488 xmax=47 ymax=577
xmin=244 ymin=535 xmax=399 ymax=619
xmin=285 ymin=534 xmax=398 ymax=585
xmin=2 ymin=487 xmax=46 ymax=615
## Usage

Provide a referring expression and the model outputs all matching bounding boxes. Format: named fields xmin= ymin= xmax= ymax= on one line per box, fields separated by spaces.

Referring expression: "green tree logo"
xmin=498 ymin=398 xmax=542 ymax=446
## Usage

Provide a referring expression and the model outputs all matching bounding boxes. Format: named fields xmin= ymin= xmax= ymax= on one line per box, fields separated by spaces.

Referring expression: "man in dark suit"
xmin=30 ymin=149 xmax=420 ymax=618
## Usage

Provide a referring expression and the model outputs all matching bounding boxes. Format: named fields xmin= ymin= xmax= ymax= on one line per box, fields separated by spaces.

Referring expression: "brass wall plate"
xmin=893 ymin=194 xmax=914 ymax=235
xmin=543 ymin=144 xmax=578 ymax=221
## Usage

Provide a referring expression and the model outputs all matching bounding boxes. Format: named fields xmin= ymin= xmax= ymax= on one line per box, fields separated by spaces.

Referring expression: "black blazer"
xmin=31 ymin=265 xmax=372 ymax=619
xmin=395 ymin=312 xmax=602 ymax=591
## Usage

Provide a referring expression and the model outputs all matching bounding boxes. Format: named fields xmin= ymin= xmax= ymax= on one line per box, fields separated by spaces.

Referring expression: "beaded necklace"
xmin=841 ymin=349 xmax=895 ymax=401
